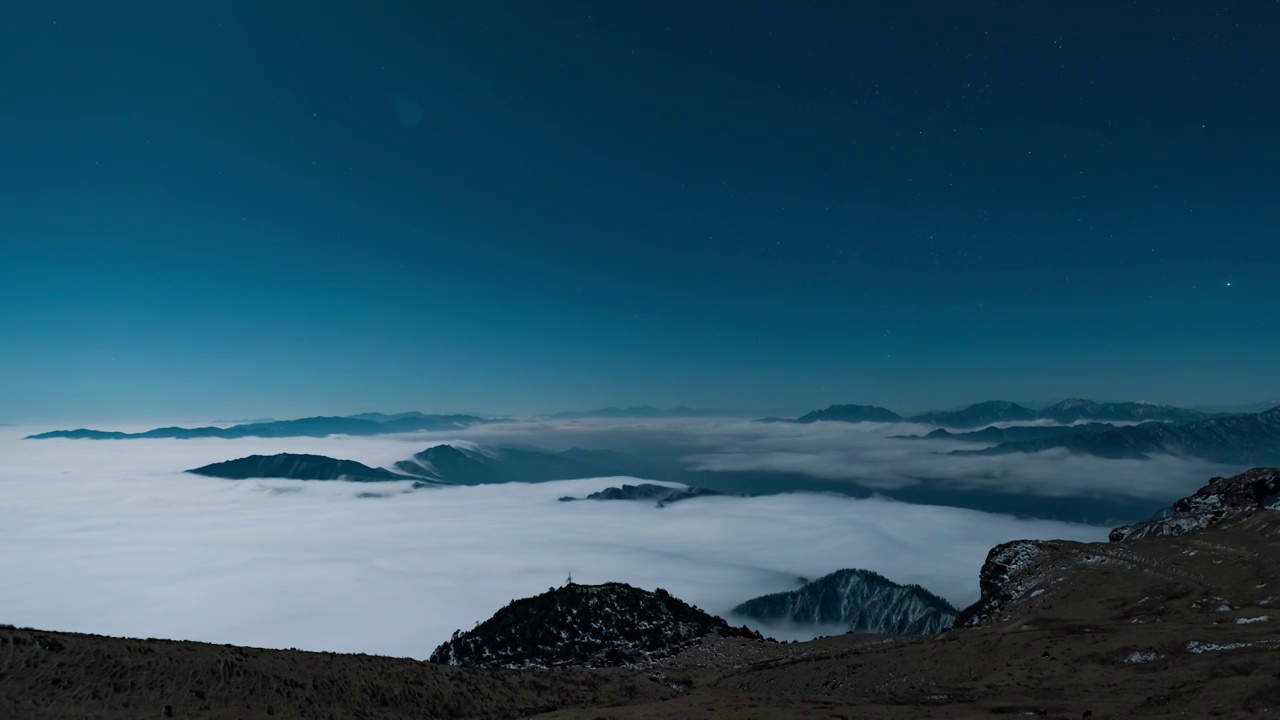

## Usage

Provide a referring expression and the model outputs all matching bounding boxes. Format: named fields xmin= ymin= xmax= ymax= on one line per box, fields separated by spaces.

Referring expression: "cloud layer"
xmin=0 ymin=428 xmax=1106 ymax=657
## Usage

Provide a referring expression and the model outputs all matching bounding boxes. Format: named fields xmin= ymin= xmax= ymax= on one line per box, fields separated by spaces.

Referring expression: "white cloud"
xmin=0 ymin=428 xmax=1104 ymax=658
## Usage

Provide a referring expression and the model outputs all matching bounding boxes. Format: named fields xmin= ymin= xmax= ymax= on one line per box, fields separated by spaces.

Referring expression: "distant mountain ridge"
xmin=26 ymin=413 xmax=490 ymax=440
xmin=732 ymin=569 xmax=956 ymax=635
xmin=792 ymin=405 xmax=903 ymax=424
xmin=952 ymin=406 xmax=1280 ymax=465
xmin=909 ymin=400 xmax=1039 ymax=428
xmin=394 ymin=445 xmax=649 ymax=485
xmin=550 ymin=406 xmax=731 ymax=419
xmin=893 ymin=422 xmax=1118 ymax=443
xmin=188 ymin=454 xmax=411 ymax=482
xmin=559 ymin=482 xmax=727 ymax=507
xmin=768 ymin=398 xmax=1222 ymax=428
xmin=430 ymin=582 xmax=762 ymax=669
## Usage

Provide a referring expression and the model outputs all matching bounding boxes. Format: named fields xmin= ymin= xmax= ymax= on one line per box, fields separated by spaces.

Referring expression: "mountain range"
xmin=770 ymin=398 xmax=1227 ymax=428
xmin=731 ymin=568 xmax=957 ymax=635
xmin=951 ymin=406 xmax=1280 ymax=465
xmin=26 ymin=413 xmax=490 ymax=440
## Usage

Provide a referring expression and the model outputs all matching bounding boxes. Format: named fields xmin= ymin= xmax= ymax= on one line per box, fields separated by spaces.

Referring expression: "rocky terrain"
xmin=5 ymin=468 xmax=1280 ymax=718
xmin=1110 ymin=466 xmax=1280 ymax=541
xmin=188 ymin=453 xmax=412 ymax=482
xmin=732 ymin=568 xmax=957 ymax=635
xmin=428 ymin=582 xmax=762 ymax=669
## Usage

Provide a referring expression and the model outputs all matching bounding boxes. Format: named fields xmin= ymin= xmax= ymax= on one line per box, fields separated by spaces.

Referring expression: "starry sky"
xmin=2 ymin=1 xmax=1278 ymax=422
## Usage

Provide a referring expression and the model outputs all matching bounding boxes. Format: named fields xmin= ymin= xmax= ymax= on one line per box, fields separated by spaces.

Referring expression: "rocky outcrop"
xmin=956 ymin=468 xmax=1280 ymax=629
xmin=430 ymin=582 xmax=762 ymax=669
xmin=952 ymin=540 xmax=1051 ymax=628
xmin=1109 ymin=467 xmax=1280 ymax=542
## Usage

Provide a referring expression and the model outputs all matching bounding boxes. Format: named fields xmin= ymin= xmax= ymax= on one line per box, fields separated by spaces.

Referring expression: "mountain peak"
xmin=732 ymin=568 xmax=956 ymax=635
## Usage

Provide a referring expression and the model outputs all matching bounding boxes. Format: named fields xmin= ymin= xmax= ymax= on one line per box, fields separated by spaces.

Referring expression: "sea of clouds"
xmin=0 ymin=416 xmax=1232 ymax=658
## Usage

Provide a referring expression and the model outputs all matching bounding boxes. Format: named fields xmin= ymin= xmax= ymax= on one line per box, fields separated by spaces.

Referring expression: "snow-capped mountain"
xmin=732 ymin=569 xmax=956 ymax=635
xmin=430 ymin=582 xmax=762 ymax=669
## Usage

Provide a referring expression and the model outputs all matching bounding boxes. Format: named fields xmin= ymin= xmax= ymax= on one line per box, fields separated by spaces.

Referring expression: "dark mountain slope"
xmin=732 ymin=569 xmax=956 ymax=635
xmin=429 ymin=582 xmax=761 ymax=669
xmin=188 ymin=454 xmax=411 ymax=481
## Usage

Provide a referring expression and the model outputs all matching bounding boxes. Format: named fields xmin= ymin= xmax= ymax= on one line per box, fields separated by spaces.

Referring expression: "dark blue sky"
xmin=3 ymin=1 xmax=1278 ymax=422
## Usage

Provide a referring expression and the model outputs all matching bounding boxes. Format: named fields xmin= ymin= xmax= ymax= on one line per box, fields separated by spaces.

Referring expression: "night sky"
xmin=2 ymin=1 xmax=1278 ymax=422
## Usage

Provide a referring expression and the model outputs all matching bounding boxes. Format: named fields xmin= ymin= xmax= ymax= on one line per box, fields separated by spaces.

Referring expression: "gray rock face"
xmin=733 ymin=569 xmax=957 ymax=635
xmin=1110 ymin=467 xmax=1280 ymax=542
xmin=953 ymin=540 xmax=1050 ymax=628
